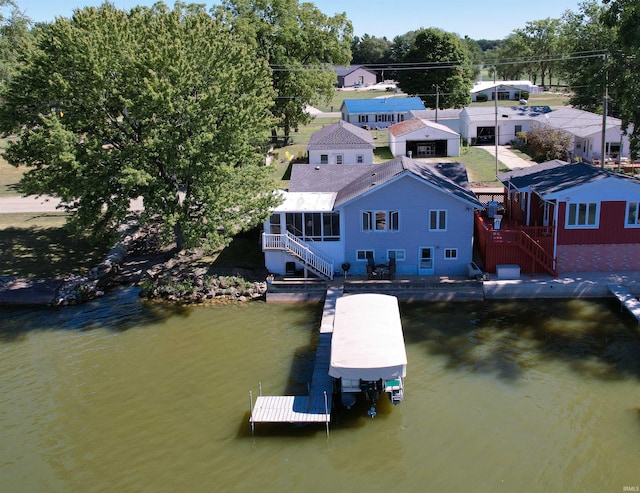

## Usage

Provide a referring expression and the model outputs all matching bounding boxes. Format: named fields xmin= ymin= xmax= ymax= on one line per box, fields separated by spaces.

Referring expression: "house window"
xmin=357 ymin=155 xmax=364 ymax=164
xmin=357 ymin=250 xmax=374 ymax=261
xmin=362 ymin=210 xmax=400 ymax=231
xmin=269 ymin=214 xmax=281 ymax=234
xmin=335 ymin=154 xmax=343 ymax=165
xmin=515 ymin=125 xmax=522 ymax=136
xmin=320 ymin=154 xmax=328 ymax=164
xmin=429 ymin=209 xmax=447 ymax=231
xmin=444 ymin=248 xmax=458 ymax=260
xmin=566 ymin=202 xmax=598 ymax=228
xmin=387 ymin=249 xmax=405 ymax=261
xmin=626 ymin=201 xmax=640 ymax=227
xmin=286 ymin=212 xmax=340 ymax=240
xmin=358 ymin=115 xmax=369 ymax=123
xmin=606 ymin=142 xmax=621 ymax=159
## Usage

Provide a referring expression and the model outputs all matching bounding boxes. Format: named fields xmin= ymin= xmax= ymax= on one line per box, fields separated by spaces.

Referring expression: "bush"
xmin=520 ymin=91 xmax=530 ymax=100
xmin=476 ymin=94 xmax=489 ymax=102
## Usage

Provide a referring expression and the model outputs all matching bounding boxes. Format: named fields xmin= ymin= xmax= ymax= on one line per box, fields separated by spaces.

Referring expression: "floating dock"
xmin=249 ymin=287 xmax=342 ymax=433
xmin=608 ymin=284 xmax=640 ymax=326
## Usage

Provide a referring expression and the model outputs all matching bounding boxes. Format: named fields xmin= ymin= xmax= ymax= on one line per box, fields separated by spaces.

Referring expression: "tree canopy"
xmin=0 ymin=2 xmax=279 ymax=250
xmin=395 ymin=28 xmax=474 ymax=109
xmin=216 ymin=0 xmax=352 ymax=144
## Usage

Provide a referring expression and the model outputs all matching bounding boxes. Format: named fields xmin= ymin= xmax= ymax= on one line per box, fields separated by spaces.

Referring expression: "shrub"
xmin=476 ymin=94 xmax=489 ymax=102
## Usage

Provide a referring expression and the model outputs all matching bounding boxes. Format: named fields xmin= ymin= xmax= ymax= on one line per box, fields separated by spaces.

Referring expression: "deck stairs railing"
xmin=262 ymin=231 xmax=334 ymax=280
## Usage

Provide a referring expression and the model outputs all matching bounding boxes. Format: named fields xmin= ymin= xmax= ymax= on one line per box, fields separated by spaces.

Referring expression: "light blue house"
xmin=262 ymin=157 xmax=483 ymax=278
xmin=341 ymin=97 xmax=426 ymax=129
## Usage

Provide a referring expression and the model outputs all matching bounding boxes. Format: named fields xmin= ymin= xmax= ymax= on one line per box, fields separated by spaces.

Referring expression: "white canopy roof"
xmin=329 ymin=294 xmax=407 ymax=381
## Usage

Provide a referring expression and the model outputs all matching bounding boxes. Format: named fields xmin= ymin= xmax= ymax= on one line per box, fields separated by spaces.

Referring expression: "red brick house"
xmin=476 ymin=161 xmax=640 ymax=275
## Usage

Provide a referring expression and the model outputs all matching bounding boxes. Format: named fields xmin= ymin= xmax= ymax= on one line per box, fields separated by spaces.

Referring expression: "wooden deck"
xmin=608 ymin=284 xmax=640 ymax=325
xmin=250 ymin=287 xmax=342 ymax=429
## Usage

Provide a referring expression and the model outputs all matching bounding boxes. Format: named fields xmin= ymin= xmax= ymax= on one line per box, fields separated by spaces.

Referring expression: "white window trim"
xmin=625 ymin=201 xmax=640 ymax=228
xmin=362 ymin=210 xmax=400 ymax=232
xmin=387 ymin=249 xmax=406 ymax=261
xmin=565 ymin=201 xmax=599 ymax=229
xmin=356 ymin=250 xmax=374 ymax=262
xmin=429 ymin=209 xmax=447 ymax=231
xmin=444 ymin=248 xmax=458 ymax=260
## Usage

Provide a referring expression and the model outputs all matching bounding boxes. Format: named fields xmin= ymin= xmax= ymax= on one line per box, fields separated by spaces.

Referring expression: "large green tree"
xmin=0 ymin=2 xmax=279 ymax=250
xmin=395 ymin=28 xmax=474 ymax=109
xmin=217 ymin=0 xmax=352 ymax=144
xmin=0 ymin=0 xmax=31 ymax=92
xmin=558 ymin=1 xmax=614 ymax=113
xmin=603 ymin=0 xmax=640 ymax=157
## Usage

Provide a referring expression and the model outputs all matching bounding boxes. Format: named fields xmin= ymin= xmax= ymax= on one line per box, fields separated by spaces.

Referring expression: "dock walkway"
xmin=608 ymin=284 xmax=640 ymax=325
xmin=249 ymin=287 xmax=342 ymax=431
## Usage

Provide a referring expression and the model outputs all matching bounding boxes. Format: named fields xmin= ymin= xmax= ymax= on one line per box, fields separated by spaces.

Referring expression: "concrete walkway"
xmin=479 ymin=145 xmax=537 ymax=170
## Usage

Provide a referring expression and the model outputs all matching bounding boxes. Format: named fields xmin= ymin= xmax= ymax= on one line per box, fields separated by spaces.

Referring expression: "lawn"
xmin=0 ymin=213 xmax=108 ymax=277
xmin=0 ymin=138 xmax=24 ymax=197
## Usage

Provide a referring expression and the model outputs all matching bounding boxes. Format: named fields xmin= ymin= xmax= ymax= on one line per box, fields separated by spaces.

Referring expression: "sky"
xmin=16 ymin=0 xmax=586 ymax=40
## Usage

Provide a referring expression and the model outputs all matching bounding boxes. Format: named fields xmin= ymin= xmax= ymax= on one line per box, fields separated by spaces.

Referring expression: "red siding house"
xmin=476 ymin=161 xmax=640 ymax=275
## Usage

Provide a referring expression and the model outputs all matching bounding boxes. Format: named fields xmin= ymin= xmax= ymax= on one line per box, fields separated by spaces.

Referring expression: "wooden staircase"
xmin=262 ymin=232 xmax=334 ymax=280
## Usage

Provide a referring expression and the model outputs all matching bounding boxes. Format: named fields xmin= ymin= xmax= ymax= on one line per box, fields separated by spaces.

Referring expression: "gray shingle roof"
xmin=333 ymin=157 xmax=481 ymax=208
xmin=531 ymin=107 xmax=622 ymax=138
xmin=288 ymin=159 xmax=483 ymax=209
xmin=497 ymin=160 xmax=640 ymax=196
xmin=307 ymin=120 xmax=375 ymax=150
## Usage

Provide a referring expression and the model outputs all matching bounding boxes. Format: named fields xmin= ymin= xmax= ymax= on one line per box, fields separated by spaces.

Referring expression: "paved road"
xmin=0 ymin=196 xmax=144 ymax=213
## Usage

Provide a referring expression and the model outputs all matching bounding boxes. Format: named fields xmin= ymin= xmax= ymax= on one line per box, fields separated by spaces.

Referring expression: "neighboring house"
xmin=531 ymin=107 xmax=630 ymax=163
xmin=470 ymin=80 xmax=539 ymax=102
xmin=341 ymin=97 xmax=426 ymax=129
xmin=408 ymin=108 xmax=463 ymax=134
xmin=388 ymin=118 xmax=461 ymax=158
xmin=263 ymin=157 xmax=483 ymax=278
xmin=460 ymin=106 xmax=551 ymax=145
xmin=335 ymin=65 xmax=377 ymax=88
xmin=476 ymin=160 xmax=640 ymax=275
xmin=307 ymin=120 xmax=375 ymax=165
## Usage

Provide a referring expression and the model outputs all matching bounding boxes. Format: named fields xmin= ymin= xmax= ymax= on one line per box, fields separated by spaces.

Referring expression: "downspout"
xmin=552 ymin=199 xmax=559 ymax=272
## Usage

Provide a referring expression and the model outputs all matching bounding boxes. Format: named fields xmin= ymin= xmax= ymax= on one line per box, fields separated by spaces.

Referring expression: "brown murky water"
xmin=1 ymin=288 xmax=639 ymax=492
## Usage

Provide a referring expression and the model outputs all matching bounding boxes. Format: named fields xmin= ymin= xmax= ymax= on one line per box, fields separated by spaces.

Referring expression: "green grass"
xmin=457 ymin=146 xmax=510 ymax=184
xmin=314 ymin=88 xmax=404 ymax=112
xmin=0 ymin=213 xmax=108 ymax=277
xmin=0 ymin=138 xmax=25 ymax=197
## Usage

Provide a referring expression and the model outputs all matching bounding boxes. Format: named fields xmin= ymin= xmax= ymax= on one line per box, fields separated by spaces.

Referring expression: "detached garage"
xmin=388 ymin=118 xmax=460 ymax=158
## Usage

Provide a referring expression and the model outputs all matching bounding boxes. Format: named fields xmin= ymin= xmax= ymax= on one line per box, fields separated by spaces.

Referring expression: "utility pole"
xmin=433 ymin=84 xmax=439 ymax=123
xmin=600 ymin=55 xmax=608 ymax=169
xmin=494 ymin=66 xmax=499 ymax=177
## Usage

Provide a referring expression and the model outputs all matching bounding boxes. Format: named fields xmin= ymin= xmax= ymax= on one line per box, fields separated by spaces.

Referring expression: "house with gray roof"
xmin=459 ymin=106 xmax=552 ymax=145
xmin=476 ymin=160 xmax=640 ymax=274
xmin=334 ymin=65 xmax=377 ymax=88
xmin=307 ymin=120 xmax=375 ymax=165
xmin=531 ymin=107 xmax=631 ymax=163
xmin=262 ymin=157 xmax=483 ymax=278
xmin=341 ymin=97 xmax=426 ymax=129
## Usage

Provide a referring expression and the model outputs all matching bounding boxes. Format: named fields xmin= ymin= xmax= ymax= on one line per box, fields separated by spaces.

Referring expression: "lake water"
xmin=1 ymin=288 xmax=639 ymax=492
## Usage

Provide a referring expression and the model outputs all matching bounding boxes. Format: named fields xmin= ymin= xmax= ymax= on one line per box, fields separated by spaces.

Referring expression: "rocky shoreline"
xmin=0 ymin=222 xmax=269 ymax=307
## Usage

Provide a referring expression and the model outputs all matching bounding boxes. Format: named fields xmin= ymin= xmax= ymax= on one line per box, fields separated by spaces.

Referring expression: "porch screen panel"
xmin=323 ymin=213 xmax=340 ymax=240
xmin=304 ymin=212 xmax=322 ymax=240
xmin=286 ymin=213 xmax=303 ymax=236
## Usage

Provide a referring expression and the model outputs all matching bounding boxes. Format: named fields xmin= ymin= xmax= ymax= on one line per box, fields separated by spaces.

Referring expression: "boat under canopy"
xmin=329 ymin=294 xmax=407 ymax=409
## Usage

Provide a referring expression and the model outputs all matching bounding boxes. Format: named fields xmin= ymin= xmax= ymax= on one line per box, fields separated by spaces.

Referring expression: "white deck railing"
xmin=262 ymin=232 xmax=334 ymax=280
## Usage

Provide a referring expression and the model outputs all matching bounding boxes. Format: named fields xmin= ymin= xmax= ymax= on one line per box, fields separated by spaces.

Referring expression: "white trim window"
xmin=387 ymin=249 xmax=405 ymax=261
xmin=335 ymin=154 xmax=343 ymax=165
xmin=429 ymin=209 xmax=447 ymax=231
xmin=626 ymin=201 xmax=640 ymax=227
xmin=362 ymin=210 xmax=400 ymax=232
xmin=566 ymin=202 xmax=598 ymax=228
xmin=444 ymin=248 xmax=458 ymax=260
xmin=357 ymin=154 xmax=364 ymax=164
xmin=320 ymin=154 xmax=328 ymax=164
xmin=356 ymin=250 xmax=374 ymax=261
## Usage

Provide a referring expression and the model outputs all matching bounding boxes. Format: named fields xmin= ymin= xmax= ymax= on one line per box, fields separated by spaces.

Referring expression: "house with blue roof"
xmin=340 ymin=97 xmax=426 ymax=129
xmin=262 ymin=157 xmax=483 ymax=279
